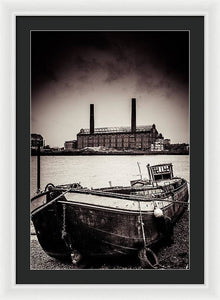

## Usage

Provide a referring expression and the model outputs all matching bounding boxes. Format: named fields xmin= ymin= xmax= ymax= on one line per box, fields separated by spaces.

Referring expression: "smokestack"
xmin=131 ymin=98 xmax=136 ymax=133
xmin=90 ymin=104 xmax=94 ymax=134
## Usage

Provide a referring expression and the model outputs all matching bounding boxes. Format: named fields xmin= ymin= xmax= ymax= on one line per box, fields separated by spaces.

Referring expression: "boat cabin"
xmin=147 ymin=163 xmax=174 ymax=182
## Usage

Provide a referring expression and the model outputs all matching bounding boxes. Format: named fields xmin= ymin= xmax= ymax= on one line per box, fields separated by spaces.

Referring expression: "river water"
xmin=31 ymin=155 xmax=189 ymax=196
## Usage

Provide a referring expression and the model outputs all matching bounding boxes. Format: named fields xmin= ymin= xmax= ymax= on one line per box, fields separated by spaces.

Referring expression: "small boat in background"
xmin=31 ymin=163 xmax=189 ymax=269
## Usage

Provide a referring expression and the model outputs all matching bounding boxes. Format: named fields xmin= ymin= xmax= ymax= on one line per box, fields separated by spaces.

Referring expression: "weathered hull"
xmin=31 ymin=181 xmax=188 ymax=260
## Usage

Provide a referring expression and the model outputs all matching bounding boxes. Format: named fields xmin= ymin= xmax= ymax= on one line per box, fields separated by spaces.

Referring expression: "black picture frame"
xmin=16 ymin=16 xmax=204 ymax=284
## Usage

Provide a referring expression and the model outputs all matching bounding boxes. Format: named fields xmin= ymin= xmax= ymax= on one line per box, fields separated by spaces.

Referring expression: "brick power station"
xmin=77 ymin=98 xmax=163 ymax=150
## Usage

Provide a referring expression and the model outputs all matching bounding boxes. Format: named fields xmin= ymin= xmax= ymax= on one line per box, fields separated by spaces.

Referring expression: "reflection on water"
xmin=31 ymin=155 xmax=189 ymax=196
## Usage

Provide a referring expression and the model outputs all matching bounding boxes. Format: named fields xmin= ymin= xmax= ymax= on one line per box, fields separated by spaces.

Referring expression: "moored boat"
xmin=31 ymin=163 xmax=189 ymax=268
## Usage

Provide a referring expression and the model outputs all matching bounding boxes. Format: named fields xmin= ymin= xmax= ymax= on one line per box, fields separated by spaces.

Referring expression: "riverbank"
xmin=31 ymin=149 xmax=189 ymax=156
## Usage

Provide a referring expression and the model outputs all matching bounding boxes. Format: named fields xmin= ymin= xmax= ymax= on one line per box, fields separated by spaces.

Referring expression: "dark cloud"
xmin=31 ymin=31 xmax=189 ymax=95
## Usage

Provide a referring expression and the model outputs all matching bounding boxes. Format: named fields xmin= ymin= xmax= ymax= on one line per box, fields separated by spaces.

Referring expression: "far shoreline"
xmin=31 ymin=150 xmax=189 ymax=156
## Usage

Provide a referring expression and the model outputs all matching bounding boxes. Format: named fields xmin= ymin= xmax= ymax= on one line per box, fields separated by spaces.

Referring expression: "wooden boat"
xmin=31 ymin=163 xmax=189 ymax=268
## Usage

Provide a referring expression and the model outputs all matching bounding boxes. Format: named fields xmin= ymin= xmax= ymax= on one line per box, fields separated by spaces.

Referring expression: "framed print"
xmin=16 ymin=16 xmax=204 ymax=284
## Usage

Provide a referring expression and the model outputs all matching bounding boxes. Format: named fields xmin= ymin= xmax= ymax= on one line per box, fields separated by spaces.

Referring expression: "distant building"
xmin=64 ymin=140 xmax=77 ymax=150
xmin=50 ymin=147 xmax=62 ymax=152
xmin=31 ymin=133 xmax=44 ymax=149
xmin=163 ymin=139 xmax=171 ymax=146
xmin=169 ymin=143 xmax=189 ymax=153
xmin=77 ymin=99 xmax=161 ymax=150
xmin=151 ymin=138 xmax=164 ymax=151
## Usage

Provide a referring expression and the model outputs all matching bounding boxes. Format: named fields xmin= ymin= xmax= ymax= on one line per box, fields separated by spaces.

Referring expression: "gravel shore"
xmin=30 ymin=210 xmax=189 ymax=270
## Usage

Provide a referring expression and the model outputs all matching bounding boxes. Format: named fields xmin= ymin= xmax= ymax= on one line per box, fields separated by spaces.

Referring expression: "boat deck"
xmin=64 ymin=192 xmax=172 ymax=212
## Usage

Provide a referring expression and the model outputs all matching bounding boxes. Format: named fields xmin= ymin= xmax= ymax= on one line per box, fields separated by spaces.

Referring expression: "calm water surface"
xmin=31 ymin=155 xmax=189 ymax=196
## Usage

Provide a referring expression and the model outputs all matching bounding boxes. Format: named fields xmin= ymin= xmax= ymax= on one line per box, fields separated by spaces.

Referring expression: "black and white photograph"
xmin=30 ymin=30 xmax=190 ymax=271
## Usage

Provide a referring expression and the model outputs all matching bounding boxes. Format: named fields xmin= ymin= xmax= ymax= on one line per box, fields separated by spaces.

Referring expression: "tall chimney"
xmin=90 ymin=104 xmax=94 ymax=134
xmin=131 ymin=98 xmax=136 ymax=133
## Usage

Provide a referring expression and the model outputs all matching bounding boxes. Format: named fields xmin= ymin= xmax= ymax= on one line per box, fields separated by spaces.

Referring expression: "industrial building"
xmin=77 ymin=98 xmax=163 ymax=150
xmin=151 ymin=138 xmax=164 ymax=151
xmin=64 ymin=140 xmax=77 ymax=150
xmin=31 ymin=133 xmax=45 ymax=149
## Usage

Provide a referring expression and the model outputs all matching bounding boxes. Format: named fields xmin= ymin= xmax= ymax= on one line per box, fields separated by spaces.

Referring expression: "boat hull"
xmin=31 ymin=181 xmax=188 ymax=259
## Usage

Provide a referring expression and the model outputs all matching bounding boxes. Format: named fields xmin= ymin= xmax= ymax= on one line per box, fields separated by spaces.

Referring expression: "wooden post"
xmin=147 ymin=164 xmax=152 ymax=182
xmin=37 ymin=145 xmax=41 ymax=193
xmin=137 ymin=162 xmax=143 ymax=180
xmin=170 ymin=164 xmax=174 ymax=179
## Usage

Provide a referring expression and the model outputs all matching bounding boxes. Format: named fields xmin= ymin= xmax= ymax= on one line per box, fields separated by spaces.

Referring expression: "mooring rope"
xmin=61 ymin=204 xmax=67 ymax=239
xmin=138 ymin=200 xmax=146 ymax=248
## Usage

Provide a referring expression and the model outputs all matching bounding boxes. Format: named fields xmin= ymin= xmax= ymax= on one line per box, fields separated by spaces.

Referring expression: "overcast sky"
xmin=31 ymin=31 xmax=189 ymax=147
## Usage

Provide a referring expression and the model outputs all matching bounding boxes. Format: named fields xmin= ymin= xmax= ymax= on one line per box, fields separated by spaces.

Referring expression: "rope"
xmin=138 ymin=201 xmax=146 ymax=248
xmin=61 ymin=204 xmax=67 ymax=239
xmin=61 ymin=203 xmax=74 ymax=252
